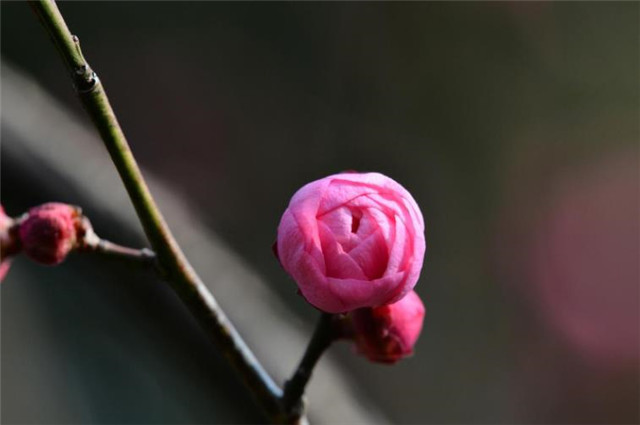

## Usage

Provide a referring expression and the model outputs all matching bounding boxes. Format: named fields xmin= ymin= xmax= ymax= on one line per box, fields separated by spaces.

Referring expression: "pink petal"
xmin=317 ymin=179 xmax=379 ymax=216
xmin=347 ymin=230 xmax=389 ymax=280
xmin=326 ymin=270 xmax=408 ymax=312
xmin=318 ymin=221 xmax=367 ymax=280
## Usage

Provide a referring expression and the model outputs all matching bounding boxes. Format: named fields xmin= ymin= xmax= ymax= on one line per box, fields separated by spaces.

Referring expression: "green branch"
xmin=28 ymin=0 xmax=283 ymax=420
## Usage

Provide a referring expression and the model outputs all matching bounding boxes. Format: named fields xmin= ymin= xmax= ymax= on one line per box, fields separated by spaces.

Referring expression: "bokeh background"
xmin=1 ymin=2 xmax=638 ymax=424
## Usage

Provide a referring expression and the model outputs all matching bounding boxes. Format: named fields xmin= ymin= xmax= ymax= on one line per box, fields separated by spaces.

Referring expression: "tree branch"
xmin=282 ymin=313 xmax=338 ymax=424
xmin=28 ymin=0 xmax=283 ymax=420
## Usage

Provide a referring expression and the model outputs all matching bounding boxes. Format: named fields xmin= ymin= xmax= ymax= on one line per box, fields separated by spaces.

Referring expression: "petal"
xmin=278 ymin=208 xmax=325 ymax=275
xmin=386 ymin=215 xmax=407 ymax=274
xmin=293 ymin=254 xmax=348 ymax=313
xmin=403 ymin=230 xmax=426 ymax=294
xmin=362 ymin=207 xmax=394 ymax=241
xmin=318 ymin=221 xmax=367 ymax=280
xmin=317 ymin=178 xmax=379 ymax=216
xmin=287 ymin=176 xmax=332 ymax=214
xmin=325 ymin=270 xmax=408 ymax=312
xmin=347 ymin=230 xmax=389 ymax=280
xmin=317 ymin=207 xmax=353 ymax=243
xmin=387 ymin=291 xmax=426 ymax=349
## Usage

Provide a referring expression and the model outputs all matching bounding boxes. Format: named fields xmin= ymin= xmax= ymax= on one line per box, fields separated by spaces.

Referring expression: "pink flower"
xmin=350 ymin=290 xmax=426 ymax=364
xmin=276 ymin=172 xmax=425 ymax=313
xmin=0 ymin=205 xmax=19 ymax=281
xmin=19 ymin=203 xmax=81 ymax=265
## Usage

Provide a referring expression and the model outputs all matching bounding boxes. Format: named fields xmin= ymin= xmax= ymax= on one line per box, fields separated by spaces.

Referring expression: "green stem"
xmin=282 ymin=313 xmax=337 ymax=423
xmin=28 ymin=0 xmax=282 ymax=420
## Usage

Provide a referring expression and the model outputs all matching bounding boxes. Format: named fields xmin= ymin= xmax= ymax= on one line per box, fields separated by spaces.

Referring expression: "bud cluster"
xmin=276 ymin=172 xmax=427 ymax=364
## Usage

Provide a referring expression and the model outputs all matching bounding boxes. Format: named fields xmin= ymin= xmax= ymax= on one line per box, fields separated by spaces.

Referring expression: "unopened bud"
xmin=19 ymin=203 xmax=83 ymax=265
xmin=275 ymin=172 xmax=426 ymax=313
xmin=350 ymin=290 xmax=425 ymax=364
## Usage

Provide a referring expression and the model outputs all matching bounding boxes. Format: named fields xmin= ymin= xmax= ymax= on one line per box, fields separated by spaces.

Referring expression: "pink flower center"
xmin=350 ymin=210 xmax=362 ymax=234
xmin=317 ymin=205 xmax=390 ymax=281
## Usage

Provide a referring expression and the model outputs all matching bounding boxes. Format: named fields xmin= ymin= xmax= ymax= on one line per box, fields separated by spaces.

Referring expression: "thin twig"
xmin=76 ymin=215 xmax=158 ymax=267
xmin=28 ymin=0 xmax=283 ymax=420
xmin=282 ymin=313 xmax=338 ymax=424
xmin=93 ymin=240 xmax=156 ymax=262
xmin=83 ymin=239 xmax=157 ymax=267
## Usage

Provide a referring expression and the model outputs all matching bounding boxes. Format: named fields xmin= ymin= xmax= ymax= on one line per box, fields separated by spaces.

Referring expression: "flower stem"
xmin=28 ymin=0 xmax=282 ymax=420
xmin=282 ymin=313 xmax=338 ymax=423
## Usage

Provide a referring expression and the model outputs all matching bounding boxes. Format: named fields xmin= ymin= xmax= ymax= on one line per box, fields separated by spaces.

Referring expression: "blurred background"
xmin=1 ymin=2 xmax=638 ymax=424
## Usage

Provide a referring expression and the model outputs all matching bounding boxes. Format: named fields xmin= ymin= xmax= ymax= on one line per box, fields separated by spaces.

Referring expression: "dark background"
xmin=2 ymin=2 xmax=638 ymax=424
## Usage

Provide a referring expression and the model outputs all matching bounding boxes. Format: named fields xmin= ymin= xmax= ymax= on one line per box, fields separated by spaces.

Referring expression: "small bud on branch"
xmin=350 ymin=290 xmax=426 ymax=364
xmin=19 ymin=202 xmax=82 ymax=265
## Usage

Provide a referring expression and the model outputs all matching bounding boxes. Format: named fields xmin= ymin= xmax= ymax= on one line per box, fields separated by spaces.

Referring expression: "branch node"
xmin=75 ymin=71 xmax=100 ymax=94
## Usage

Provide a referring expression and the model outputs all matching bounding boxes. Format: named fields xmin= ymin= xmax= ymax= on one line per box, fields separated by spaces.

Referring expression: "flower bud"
xmin=350 ymin=290 xmax=425 ymax=364
xmin=19 ymin=203 xmax=82 ymax=265
xmin=276 ymin=172 xmax=426 ymax=313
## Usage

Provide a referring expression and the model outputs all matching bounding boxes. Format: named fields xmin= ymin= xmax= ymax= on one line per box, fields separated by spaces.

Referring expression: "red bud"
xmin=19 ymin=203 xmax=82 ymax=265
